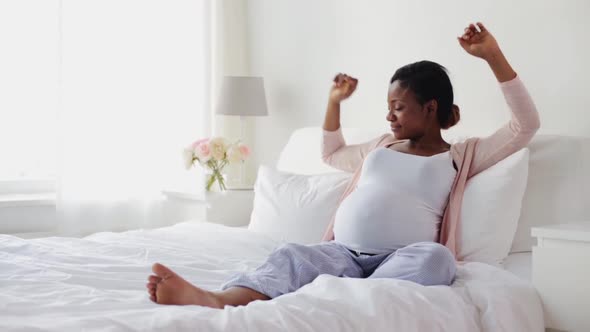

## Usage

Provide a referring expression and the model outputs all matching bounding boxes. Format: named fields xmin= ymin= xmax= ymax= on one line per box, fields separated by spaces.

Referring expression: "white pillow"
xmin=458 ymin=148 xmax=530 ymax=266
xmin=276 ymin=127 xmax=387 ymax=175
xmin=248 ymin=165 xmax=351 ymax=244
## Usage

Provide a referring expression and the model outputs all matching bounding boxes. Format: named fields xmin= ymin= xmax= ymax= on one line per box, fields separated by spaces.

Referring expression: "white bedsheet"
xmin=0 ymin=221 xmax=544 ymax=332
xmin=503 ymin=252 xmax=532 ymax=281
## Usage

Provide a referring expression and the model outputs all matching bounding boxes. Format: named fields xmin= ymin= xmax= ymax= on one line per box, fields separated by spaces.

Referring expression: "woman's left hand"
xmin=458 ymin=22 xmax=501 ymax=61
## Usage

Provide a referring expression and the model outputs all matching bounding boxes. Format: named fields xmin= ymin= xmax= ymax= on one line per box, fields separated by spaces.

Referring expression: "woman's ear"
xmin=426 ymin=100 xmax=438 ymax=114
xmin=452 ymin=104 xmax=460 ymax=113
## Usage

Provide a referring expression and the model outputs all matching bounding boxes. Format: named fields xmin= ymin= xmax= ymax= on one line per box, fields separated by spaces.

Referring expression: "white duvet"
xmin=0 ymin=221 xmax=543 ymax=332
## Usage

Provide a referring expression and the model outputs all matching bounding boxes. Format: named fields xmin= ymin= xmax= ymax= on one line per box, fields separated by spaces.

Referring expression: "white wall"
xmin=6 ymin=1 xmax=589 ymax=235
xmin=244 ymin=0 xmax=590 ymax=168
xmin=212 ymin=0 xmax=263 ymax=186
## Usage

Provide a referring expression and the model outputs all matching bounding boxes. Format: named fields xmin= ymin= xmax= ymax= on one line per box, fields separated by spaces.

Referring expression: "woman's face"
xmin=386 ymin=80 xmax=436 ymax=140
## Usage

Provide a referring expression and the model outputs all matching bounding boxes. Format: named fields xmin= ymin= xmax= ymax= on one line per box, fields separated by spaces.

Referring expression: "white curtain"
xmin=56 ymin=0 xmax=212 ymax=235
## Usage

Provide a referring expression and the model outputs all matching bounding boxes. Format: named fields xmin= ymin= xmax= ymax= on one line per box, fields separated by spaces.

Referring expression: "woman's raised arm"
xmin=458 ymin=22 xmax=540 ymax=176
xmin=321 ymin=74 xmax=389 ymax=172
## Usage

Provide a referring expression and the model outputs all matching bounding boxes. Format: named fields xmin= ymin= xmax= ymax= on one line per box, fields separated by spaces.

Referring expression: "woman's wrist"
xmin=323 ymin=99 xmax=341 ymax=132
xmin=328 ymin=98 xmax=342 ymax=107
xmin=482 ymin=46 xmax=503 ymax=63
xmin=485 ymin=49 xmax=517 ymax=83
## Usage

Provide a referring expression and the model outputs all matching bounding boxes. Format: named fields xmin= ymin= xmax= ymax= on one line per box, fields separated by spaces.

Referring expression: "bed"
xmin=4 ymin=126 xmax=580 ymax=332
xmin=0 ymin=221 xmax=543 ymax=331
xmin=503 ymin=252 xmax=532 ymax=282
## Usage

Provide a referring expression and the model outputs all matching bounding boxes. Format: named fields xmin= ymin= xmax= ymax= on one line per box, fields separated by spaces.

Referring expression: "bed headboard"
xmin=276 ymin=127 xmax=590 ymax=253
xmin=512 ymin=134 xmax=590 ymax=252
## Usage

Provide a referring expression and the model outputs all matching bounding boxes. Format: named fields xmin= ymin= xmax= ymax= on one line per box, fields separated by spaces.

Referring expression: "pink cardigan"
xmin=320 ymin=75 xmax=540 ymax=259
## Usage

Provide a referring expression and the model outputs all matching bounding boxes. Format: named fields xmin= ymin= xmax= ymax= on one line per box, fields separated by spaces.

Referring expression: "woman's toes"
xmin=152 ymin=263 xmax=176 ymax=280
xmin=150 ymin=295 xmax=156 ymax=302
xmin=148 ymin=275 xmax=161 ymax=284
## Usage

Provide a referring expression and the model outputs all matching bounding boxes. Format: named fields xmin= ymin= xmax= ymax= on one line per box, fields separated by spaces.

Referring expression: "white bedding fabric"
xmin=0 ymin=222 xmax=543 ymax=332
xmin=503 ymin=252 xmax=533 ymax=281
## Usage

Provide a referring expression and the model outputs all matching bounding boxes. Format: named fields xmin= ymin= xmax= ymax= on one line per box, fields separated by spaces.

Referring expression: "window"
xmin=0 ymin=1 xmax=210 ymax=198
xmin=0 ymin=1 xmax=59 ymax=186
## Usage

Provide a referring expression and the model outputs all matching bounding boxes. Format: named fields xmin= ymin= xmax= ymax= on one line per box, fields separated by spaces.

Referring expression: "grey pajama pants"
xmin=221 ymin=241 xmax=457 ymax=299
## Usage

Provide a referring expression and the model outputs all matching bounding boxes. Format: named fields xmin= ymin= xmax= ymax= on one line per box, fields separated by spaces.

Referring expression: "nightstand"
xmin=162 ymin=189 xmax=254 ymax=227
xmin=532 ymin=223 xmax=590 ymax=332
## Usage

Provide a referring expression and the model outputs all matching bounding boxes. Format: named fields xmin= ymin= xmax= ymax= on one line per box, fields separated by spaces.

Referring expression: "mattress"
xmin=0 ymin=221 xmax=544 ymax=331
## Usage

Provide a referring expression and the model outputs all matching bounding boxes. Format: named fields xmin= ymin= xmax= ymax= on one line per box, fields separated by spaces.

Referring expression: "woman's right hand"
xmin=329 ymin=73 xmax=358 ymax=103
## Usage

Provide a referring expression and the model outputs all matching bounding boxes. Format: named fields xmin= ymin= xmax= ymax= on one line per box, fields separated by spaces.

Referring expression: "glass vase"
xmin=205 ymin=168 xmax=227 ymax=192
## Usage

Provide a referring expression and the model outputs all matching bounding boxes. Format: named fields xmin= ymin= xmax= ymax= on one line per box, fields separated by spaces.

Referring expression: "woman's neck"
xmin=407 ymin=130 xmax=450 ymax=152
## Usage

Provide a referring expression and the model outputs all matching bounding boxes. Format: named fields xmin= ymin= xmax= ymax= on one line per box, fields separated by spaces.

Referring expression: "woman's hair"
xmin=390 ymin=60 xmax=460 ymax=129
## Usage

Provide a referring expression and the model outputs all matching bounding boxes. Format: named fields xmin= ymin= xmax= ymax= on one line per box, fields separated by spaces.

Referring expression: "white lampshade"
xmin=215 ymin=76 xmax=269 ymax=116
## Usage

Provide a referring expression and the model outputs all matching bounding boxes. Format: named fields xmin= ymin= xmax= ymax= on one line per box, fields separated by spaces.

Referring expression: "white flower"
xmin=183 ymin=147 xmax=195 ymax=170
xmin=226 ymin=145 xmax=242 ymax=164
xmin=209 ymin=137 xmax=229 ymax=161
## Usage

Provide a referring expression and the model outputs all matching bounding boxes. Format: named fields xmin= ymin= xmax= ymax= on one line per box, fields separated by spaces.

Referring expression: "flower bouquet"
xmin=183 ymin=137 xmax=250 ymax=191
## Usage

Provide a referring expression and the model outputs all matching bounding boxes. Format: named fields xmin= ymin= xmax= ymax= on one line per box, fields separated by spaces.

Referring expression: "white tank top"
xmin=333 ymin=146 xmax=457 ymax=254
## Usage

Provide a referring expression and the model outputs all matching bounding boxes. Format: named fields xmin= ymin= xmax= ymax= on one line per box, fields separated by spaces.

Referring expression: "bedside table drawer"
xmin=532 ymin=246 xmax=590 ymax=331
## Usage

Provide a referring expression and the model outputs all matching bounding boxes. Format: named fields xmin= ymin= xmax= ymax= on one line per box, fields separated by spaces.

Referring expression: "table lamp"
xmin=215 ymin=76 xmax=268 ymax=188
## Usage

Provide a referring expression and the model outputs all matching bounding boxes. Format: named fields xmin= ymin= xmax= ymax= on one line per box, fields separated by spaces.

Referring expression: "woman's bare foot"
xmin=146 ymin=263 xmax=223 ymax=308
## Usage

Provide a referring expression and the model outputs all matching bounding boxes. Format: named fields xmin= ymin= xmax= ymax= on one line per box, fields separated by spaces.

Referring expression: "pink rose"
xmin=191 ymin=138 xmax=209 ymax=150
xmin=196 ymin=142 xmax=211 ymax=161
xmin=238 ymin=144 xmax=250 ymax=160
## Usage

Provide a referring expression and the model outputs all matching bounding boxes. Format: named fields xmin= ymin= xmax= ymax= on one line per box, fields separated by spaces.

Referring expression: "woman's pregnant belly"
xmin=333 ymin=185 xmax=441 ymax=254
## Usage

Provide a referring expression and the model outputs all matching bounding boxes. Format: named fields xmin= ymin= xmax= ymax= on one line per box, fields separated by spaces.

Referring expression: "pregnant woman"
xmin=146 ymin=22 xmax=539 ymax=308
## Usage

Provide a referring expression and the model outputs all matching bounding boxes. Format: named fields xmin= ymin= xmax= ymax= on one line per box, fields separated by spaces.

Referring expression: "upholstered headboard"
xmin=276 ymin=127 xmax=590 ymax=253
xmin=512 ymin=134 xmax=590 ymax=252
